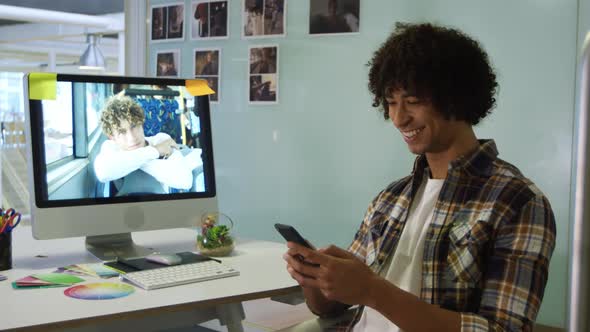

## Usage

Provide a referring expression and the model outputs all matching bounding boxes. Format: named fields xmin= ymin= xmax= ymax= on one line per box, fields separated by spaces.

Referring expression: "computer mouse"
xmin=146 ymin=253 xmax=182 ymax=266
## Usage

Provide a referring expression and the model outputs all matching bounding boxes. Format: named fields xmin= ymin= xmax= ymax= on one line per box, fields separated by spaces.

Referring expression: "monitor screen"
xmin=24 ymin=74 xmax=218 ymax=259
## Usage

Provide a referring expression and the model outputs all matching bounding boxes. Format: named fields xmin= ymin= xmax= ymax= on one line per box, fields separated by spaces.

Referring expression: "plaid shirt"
xmin=330 ymin=140 xmax=556 ymax=331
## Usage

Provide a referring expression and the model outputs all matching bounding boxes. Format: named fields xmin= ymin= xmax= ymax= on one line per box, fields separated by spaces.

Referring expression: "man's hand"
xmin=152 ymin=138 xmax=177 ymax=158
xmin=283 ymin=243 xmax=379 ymax=306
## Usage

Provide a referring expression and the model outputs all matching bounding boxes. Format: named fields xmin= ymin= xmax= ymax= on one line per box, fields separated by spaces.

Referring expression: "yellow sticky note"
xmin=29 ymin=72 xmax=57 ymax=100
xmin=185 ymin=79 xmax=215 ymax=96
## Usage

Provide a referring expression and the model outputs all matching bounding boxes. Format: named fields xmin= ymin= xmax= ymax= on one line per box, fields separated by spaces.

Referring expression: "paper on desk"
xmin=70 ymin=264 xmax=99 ymax=277
xmin=15 ymin=276 xmax=53 ymax=286
xmin=12 ymin=282 xmax=71 ymax=290
xmin=55 ymin=264 xmax=119 ymax=278
xmin=86 ymin=264 xmax=120 ymax=278
xmin=54 ymin=265 xmax=95 ymax=277
xmin=32 ymin=273 xmax=84 ymax=285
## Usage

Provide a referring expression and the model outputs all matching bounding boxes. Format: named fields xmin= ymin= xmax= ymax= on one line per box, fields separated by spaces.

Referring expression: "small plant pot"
xmin=197 ymin=237 xmax=235 ymax=257
xmin=197 ymin=212 xmax=235 ymax=257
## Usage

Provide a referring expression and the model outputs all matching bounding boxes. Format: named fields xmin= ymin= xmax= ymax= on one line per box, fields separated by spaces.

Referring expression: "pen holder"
xmin=197 ymin=212 xmax=235 ymax=257
xmin=0 ymin=231 xmax=12 ymax=271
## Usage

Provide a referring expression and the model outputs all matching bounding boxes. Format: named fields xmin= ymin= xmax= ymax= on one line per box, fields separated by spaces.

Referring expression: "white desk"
xmin=0 ymin=226 xmax=300 ymax=331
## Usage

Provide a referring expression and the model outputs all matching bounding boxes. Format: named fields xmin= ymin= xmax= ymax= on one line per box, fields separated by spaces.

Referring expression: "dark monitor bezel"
xmin=28 ymin=74 xmax=216 ymax=208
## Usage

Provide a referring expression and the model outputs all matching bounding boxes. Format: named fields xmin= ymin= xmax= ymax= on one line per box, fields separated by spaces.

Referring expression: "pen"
xmin=208 ymin=257 xmax=222 ymax=263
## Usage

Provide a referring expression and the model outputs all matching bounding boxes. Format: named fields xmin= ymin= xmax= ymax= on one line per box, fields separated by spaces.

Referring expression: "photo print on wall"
xmin=156 ymin=50 xmax=181 ymax=77
xmin=242 ymin=0 xmax=286 ymax=38
xmin=309 ymin=0 xmax=360 ymax=35
xmin=248 ymin=45 xmax=278 ymax=104
xmin=194 ymin=48 xmax=221 ymax=103
xmin=191 ymin=0 xmax=229 ymax=40
xmin=151 ymin=3 xmax=185 ymax=42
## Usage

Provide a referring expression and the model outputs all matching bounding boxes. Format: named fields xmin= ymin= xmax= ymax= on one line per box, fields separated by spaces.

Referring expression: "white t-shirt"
xmin=94 ymin=133 xmax=202 ymax=190
xmin=353 ymin=177 xmax=444 ymax=332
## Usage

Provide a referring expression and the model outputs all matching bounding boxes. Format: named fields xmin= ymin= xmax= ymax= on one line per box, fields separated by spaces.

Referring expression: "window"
xmin=86 ymin=83 xmax=109 ymax=136
xmin=42 ymin=82 xmax=73 ymax=164
xmin=0 ymin=72 xmax=25 ymax=147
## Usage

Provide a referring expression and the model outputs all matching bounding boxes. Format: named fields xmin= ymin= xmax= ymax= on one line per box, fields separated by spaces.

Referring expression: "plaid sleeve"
xmin=461 ymin=194 xmax=556 ymax=332
xmin=347 ymin=199 xmax=374 ymax=262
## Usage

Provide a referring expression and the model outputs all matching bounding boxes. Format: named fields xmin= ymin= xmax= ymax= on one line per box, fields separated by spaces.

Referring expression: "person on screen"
xmin=94 ymin=96 xmax=202 ymax=196
xmin=283 ymin=23 xmax=556 ymax=331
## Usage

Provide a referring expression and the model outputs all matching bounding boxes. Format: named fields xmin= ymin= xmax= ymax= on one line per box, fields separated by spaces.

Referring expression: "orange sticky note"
xmin=29 ymin=72 xmax=57 ymax=100
xmin=185 ymin=79 xmax=215 ymax=96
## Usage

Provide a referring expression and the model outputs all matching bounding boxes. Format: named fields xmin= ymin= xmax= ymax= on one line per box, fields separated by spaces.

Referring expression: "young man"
xmin=283 ymin=23 xmax=556 ymax=331
xmin=94 ymin=96 xmax=202 ymax=196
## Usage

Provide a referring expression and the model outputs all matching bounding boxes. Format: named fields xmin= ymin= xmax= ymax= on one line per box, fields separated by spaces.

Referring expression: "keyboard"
xmin=120 ymin=260 xmax=240 ymax=290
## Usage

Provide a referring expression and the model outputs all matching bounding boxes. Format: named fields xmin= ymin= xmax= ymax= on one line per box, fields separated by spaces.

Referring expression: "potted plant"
xmin=197 ymin=213 xmax=235 ymax=256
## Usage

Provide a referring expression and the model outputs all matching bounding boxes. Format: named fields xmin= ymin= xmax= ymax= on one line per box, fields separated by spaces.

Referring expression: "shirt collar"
xmin=411 ymin=139 xmax=498 ymax=178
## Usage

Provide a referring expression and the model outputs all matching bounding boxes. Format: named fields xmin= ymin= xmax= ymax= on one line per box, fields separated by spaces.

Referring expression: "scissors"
xmin=0 ymin=208 xmax=21 ymax=233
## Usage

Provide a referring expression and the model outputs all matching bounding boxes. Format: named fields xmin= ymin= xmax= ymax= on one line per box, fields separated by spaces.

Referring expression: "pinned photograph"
xmin=194 ymin=48 xmax=221 ymax=103
xmin=249 ymin=46 xmax=277 ymax=74
xmin=248 ymin=45 xmax=278 ymax=103
xmin=196 ymin=76 xmax=219 ymax=102
xmin=151 ymin=3 xmax=185 ymax=41
xmin=151 ymin=6 xmax=168 ymax=40
xmin=243 ymin=0 xmax=286 ymax=38
xmin=191 ymin=1 xmax=229 ymax=39
xmin=249 ymin=74 xmax=277 ymax=103
xmin=309 ymin=0 xmax=360 ymax=35
xmin=194 ymin=49 xmax=220 ymax=76
xmin=167 ymin=4 xmax=185 ymax=39
xmin=156 ymin=50 xmax=180 ymax=77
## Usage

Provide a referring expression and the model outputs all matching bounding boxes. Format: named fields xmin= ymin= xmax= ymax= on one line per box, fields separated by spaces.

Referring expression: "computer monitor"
xmin=23 ymin=74 xmax=218 ymax=260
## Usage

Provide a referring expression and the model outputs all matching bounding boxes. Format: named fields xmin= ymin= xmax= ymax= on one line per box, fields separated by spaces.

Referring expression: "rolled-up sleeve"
xmin=461 ymin=194 xmax=556 ymax=332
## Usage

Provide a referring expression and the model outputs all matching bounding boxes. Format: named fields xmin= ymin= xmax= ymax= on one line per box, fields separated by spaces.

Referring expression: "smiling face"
xmin=110 ymin=120 xmax=146 ymax=151
xmin=386 ymin=89 xmax=472 ymax=157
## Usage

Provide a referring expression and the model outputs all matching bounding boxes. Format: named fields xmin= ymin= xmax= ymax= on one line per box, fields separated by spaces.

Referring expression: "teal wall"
xmin=147 ymin=0 xmax=579 ymax=327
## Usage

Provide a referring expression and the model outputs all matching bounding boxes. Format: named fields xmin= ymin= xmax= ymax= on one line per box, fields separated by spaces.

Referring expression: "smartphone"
xmin=274 ymin=223 xmax=314 ymax=249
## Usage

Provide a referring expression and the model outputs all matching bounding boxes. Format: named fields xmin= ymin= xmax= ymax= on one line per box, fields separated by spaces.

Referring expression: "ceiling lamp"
xmin=79 ymin=34 xmax=105 ymax=70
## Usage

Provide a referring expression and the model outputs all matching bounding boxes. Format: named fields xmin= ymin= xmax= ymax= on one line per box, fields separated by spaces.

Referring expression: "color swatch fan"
xmin=64 ymin=282 xmax=135 ymax=300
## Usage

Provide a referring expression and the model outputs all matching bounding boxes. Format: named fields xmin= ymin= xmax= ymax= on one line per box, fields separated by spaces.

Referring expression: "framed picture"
xmin=194 ymin=48 xmax=221 ymax=103
xmin=150 ymin=3 xmax=185 ymax=42
xmin=156 ymin=50 xmax=181 ymax=77
xmin=248 ymin=45 xmax=278 ymax=104
xmin=242 ymin=0 xmax=286 ymax=39
xmin=191 ymin=0 xmax=230 ymax=40
xmin=309 ymin=0 xmax=360 ymax=35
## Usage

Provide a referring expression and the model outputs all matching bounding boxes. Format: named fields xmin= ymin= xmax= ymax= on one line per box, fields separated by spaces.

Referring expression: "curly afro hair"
xmin=368 ymin=22 xmax=498 ymax=125
xmin=100 ymin=96 xmax=145 ymax=137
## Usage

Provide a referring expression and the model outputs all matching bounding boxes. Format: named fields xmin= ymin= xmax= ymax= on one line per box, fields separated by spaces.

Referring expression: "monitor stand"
xmin=86 ymin=233 xmax=155 ymax=261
